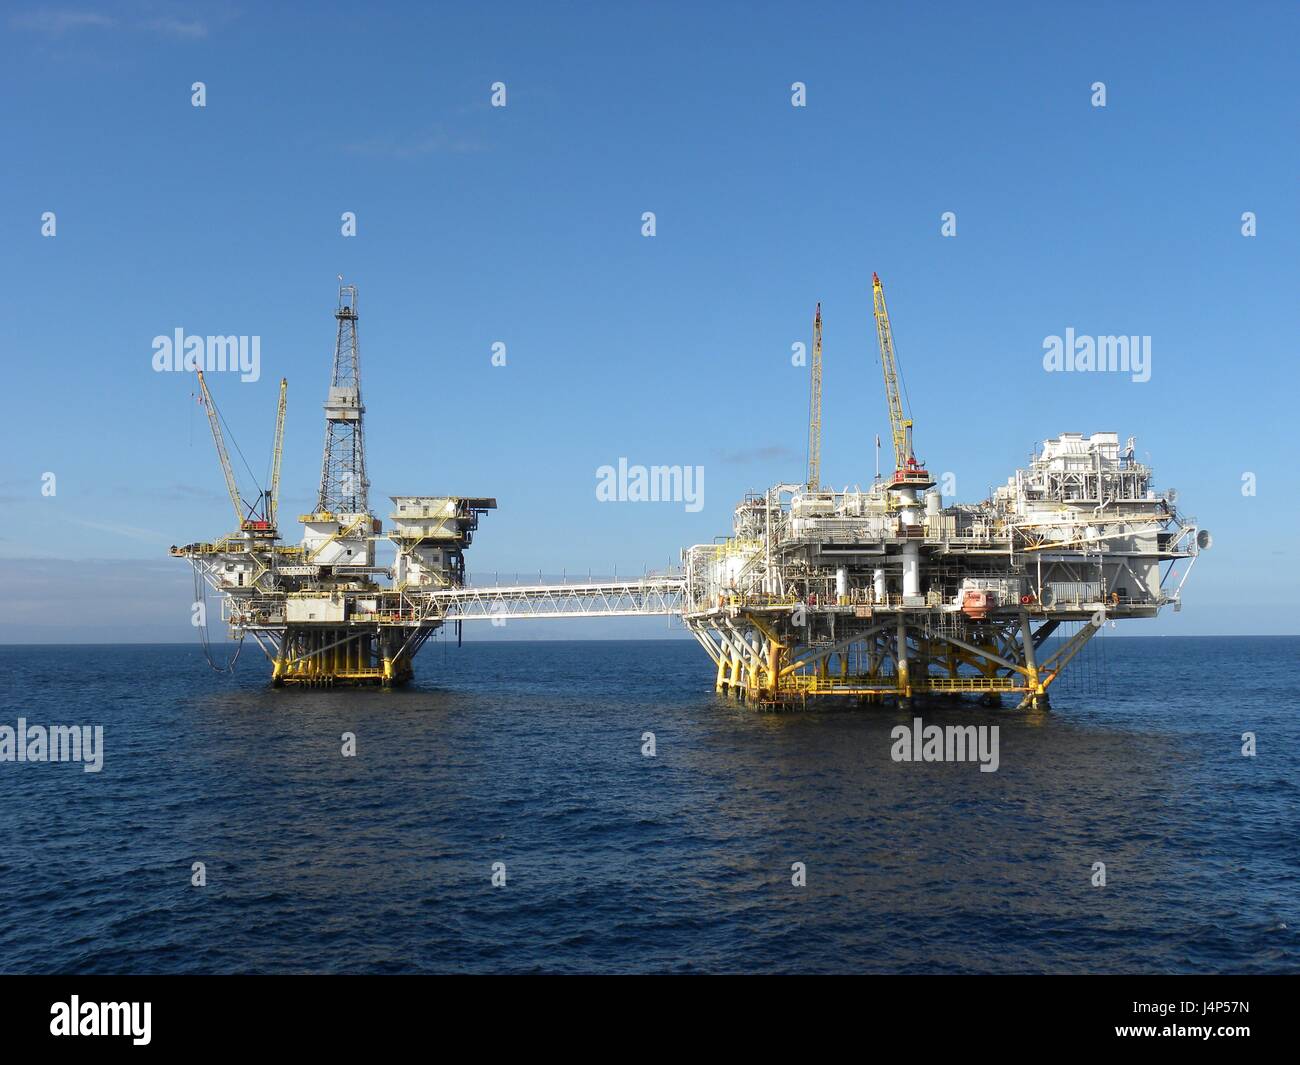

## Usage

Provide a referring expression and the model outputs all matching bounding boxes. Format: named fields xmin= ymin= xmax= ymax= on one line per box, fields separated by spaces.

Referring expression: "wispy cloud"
xmin=719 ymin=445 xmax=799 ymax=465
xmin=69 ymin=517 xmax=173 ymax=545
xmin=343 ymin=126 xmax=488 ymax=159
xmin=162 ymin=482 xmax=226 ymax=502
xmin=10 ymin=8 xmax=115 ymax=33
xmin=10 ymin=6 xmax=210 ymax=39
xmin=143 ymin=15 xmax=207 ymax=39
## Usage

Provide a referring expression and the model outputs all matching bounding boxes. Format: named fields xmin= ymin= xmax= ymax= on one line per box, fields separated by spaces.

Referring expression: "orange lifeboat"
xmin=961 ymin=589 xmax=993 ymax=619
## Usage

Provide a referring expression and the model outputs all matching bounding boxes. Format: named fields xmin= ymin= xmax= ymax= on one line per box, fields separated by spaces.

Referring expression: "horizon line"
xmin=1 ymin=633 xmax=1297 ymax=648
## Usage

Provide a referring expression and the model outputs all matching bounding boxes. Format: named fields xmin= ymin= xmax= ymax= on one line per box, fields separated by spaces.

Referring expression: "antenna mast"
xmin=806 ymin=302 xmax=823 ymax=492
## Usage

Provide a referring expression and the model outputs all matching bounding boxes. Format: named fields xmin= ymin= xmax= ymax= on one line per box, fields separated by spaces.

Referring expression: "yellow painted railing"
xmin=924 ymin=677 xmax=1021 ymax=692
xmin=781 ymin=674 xmax=1022 ymax=693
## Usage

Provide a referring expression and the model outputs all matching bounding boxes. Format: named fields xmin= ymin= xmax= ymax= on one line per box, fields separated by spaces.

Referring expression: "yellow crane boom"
xmin=806 ymin=302 xmax=823 ymax=492
xmin=872 ymin=272 xmax=910 ymax=471
xmin=269 ymin=378 xmax=287 ymax=530
xmin=871 ymin=273 xmax=932 ymax=489
xmin=196 ymin=370 xmax=246 ymax=527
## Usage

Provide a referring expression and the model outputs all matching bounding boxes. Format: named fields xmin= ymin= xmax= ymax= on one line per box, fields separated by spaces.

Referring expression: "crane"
xmin=806 ymin=302 xmax=823 ymax=492
xmin=196 ymin=370 xmax=246 ymax=530
xmin=195 ymin=370 xmax=288 ymax=536
xmin=871 ymin=273 xmax=933 ymax=490
xmin=268 ymin=378 xmax=287 ymax=530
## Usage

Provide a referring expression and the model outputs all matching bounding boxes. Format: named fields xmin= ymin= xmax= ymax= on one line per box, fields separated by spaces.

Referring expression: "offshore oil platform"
xmin=172 ymin=284 xmax=497 ymax=686
xmin=173 ymin=282 xmax=677 ymax=687
xmin=173 ymin=276 xmax=1206 ymax=706
xmin=679 ymin=275 xmax=1207 ymax=708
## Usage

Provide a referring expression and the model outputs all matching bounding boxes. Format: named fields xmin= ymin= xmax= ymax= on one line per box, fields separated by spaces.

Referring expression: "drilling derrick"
xmin=170 ymin=271 xmax=1204 ymax=704
xmin=316 ymin=286 xmax=369 ymax=516
xmin=299 ymin=285 xmax=376 ymax=583
xmin=173 ymin=280 xmax=499 ymax=688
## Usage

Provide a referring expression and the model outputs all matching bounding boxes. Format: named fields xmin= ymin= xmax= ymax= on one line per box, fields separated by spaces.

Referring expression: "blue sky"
xmin=2 ymin=0 xmax=1297 ymax=640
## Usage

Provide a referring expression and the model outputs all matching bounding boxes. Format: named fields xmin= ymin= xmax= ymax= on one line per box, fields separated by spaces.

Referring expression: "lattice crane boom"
xmin=872 ymin=272 xmax=910 ymax=470
xmin=806 ymin=302 xmax=823 ymax=492
xmin=269 ymin=377 xmax=287 ymax=529
xmin=196 ymin=370 xmax=245 ymax=527
xmin=871 ymin=273 xmax=932 ymax=489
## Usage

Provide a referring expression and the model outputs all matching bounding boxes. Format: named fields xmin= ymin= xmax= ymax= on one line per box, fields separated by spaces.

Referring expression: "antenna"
xmin=806 ymin=302 xmax=823 ymax=491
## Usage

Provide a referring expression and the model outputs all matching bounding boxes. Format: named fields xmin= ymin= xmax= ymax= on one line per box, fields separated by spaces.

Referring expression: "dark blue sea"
xmin=0 ymin=636 xmax=1295 ymax=974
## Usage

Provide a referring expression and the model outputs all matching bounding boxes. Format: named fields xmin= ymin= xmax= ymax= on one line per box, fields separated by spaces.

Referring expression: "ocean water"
xmin=0 ymin=636 xmax=1295 ymax=974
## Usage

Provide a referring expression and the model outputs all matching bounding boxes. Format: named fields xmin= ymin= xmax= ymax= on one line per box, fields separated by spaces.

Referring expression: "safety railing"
xmin=925 ymin=676 xmax=1021 ymax=692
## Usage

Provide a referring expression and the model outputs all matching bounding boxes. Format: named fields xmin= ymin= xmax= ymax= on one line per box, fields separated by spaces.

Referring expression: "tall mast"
xmin=806 ymin=302 xmax=823 ymax=492
xmin=316 ymin=283 xmax=369 ymax=515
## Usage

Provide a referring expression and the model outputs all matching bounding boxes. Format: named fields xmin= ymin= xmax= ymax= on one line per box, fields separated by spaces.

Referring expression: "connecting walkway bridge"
xmin=427 ymin=576 xmax=686 ymax=621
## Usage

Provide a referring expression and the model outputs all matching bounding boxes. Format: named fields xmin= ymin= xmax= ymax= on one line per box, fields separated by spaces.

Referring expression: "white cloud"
xmin=344 ymin=126 xmax=488 ymax=159
xmin=143 ymin=16 xmax=207 ymax=39
xmin=10 ymin=8 xmax=116 ymax=33
xmin=11 ymin=6 xmax=210 ymax=39
xmin=68 ymin=517 xmax=173 ymax=545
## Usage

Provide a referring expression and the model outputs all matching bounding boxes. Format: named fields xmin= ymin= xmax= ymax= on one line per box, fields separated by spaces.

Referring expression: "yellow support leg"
xmin=896 ymin=615 xmax=911 ymax=708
